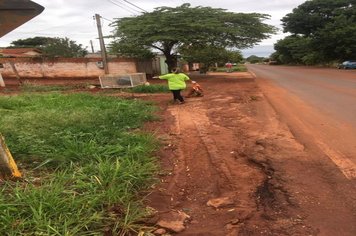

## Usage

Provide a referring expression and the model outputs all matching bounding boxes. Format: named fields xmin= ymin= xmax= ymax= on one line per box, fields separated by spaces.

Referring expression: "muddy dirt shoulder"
xmin=143 ymin=72 xmax=321 ymax=235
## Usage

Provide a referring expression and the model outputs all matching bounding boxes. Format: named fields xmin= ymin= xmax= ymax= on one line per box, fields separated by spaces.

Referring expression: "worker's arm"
xmin=158 ymin=74 xmax=172 ymax=80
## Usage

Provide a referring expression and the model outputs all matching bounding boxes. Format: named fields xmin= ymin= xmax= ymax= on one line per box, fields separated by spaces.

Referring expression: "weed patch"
xmin=0 ymin=93 xmax=158 ymax=235
xmin=213 ymin=64 xmax=247 ymax=72
xmin=127 ymin=84 xmax=169 ymax=93
xmin=20 ymin=81 xmax=87 ymax=92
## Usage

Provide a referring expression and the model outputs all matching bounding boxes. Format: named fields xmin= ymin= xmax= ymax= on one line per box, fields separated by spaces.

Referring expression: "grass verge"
xmin=126 ymin=84 xmax=169 ymax=93
xmin=20 ymin=81 xmax=88 ymax=92
xmin=0 ymin=92 xmax=158 ymax=235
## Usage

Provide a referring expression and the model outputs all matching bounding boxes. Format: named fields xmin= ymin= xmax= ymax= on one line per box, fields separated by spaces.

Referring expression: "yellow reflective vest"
xmin=159 ymin=73 xmax=190 ymax=90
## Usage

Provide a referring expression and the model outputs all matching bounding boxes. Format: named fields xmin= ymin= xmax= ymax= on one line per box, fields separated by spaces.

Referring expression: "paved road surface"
xmin=247 ymin=64 xmax=356 ymax=179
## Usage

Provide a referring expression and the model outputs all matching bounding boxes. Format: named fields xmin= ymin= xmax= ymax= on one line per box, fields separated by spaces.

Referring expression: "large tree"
xmin=282 ymin=0 xmax=355 ymax=36
xmin=110 ymin=3 xmax=276 ymax=71
xmin=276 ymin=0 xmax=356 ymax=64
xmin=272 ymin=35 xmax=317 ymax=65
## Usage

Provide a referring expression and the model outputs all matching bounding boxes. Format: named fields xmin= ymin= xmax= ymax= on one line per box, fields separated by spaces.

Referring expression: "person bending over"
xmin=186 ymin=80 xmax=203 ymax=97
xmin=154 ymin=68 xmax=190 ymax=104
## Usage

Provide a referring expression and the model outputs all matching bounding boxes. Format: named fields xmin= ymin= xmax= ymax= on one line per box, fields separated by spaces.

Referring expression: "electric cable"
xmin=121 ymin=0 xmax=148 ymax=13
xmin=106 ymin=0 xmax=138 ymax=14
xmin=101 ymin=16 xmax=114 ymax=23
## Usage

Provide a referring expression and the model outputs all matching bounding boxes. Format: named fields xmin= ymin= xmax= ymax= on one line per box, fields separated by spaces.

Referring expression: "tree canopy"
xmin=42 ymin=37 xmax=87 ymax=58
xmin=9 ymin=37 xmax=87 ymax=58
xmin=110 ymin=3 xmax=276 ymax=71
xmin=274 ymin=0 xmax=356 ymax=64
xmin=10 ymin=36 xmax=53 ymax=48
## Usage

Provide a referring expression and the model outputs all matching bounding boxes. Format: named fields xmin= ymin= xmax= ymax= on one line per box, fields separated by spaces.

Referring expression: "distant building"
xmin=0 ymin=48 xmax=42 ymax=58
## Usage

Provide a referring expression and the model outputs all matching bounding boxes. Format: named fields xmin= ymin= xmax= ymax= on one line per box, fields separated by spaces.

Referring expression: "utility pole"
xmin=90 ymin=40 xmax=94 ymax=53
xmin=94 ymin=14 xmax=109 ymax=74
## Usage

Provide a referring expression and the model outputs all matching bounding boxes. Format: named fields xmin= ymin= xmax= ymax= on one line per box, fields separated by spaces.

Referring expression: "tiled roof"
xmin=0 ymin=48 xmax=42 ymax=54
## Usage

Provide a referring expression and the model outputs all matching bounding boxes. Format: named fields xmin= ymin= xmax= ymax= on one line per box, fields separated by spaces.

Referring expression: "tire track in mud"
xmin=162 ymin=97 xmax=264 ymax=235
xmin=147 ymin=73 xmax=320 ymax=235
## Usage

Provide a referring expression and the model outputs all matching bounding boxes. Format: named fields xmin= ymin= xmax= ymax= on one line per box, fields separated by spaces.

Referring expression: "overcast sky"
xmin=0 ymin=0 xmax=306 ymax=57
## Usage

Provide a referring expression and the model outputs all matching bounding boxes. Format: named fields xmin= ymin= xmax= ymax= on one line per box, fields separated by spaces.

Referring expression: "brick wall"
xmin=0 ymin=57 xmax=137 ymax=79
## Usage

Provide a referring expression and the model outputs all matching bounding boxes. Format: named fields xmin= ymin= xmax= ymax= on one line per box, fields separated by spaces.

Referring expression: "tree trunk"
xmin=164 ymin=54 xmax=177 ymax=73
xmin=188 ymin=62 xmax=194 ymax=71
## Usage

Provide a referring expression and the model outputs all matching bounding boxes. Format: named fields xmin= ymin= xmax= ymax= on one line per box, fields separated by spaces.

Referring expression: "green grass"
xmin=127 ymin=84 xmax=170 ymax=93
xmin=0 ymin=93 xmax=159 ymax=235
xmin=20 ymin=81 xmax=88 ymax=92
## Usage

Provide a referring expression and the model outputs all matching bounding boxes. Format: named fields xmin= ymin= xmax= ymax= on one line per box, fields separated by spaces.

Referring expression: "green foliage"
xmin=0 ymin=93 xmax=158 ymax=234
xmin=42 ymin=37 xmax=87 ymax=58
xmin=9 ymin=37 xmax=88 ymax=58
xmin=111 ymin=3 xmax=276 ymax=70
xmin=276 ymin=0 xmax=356 ymax=64
xmin=214 ymin=64 xmax=247 ymax=72
xmin=312 ymin=14 xmax=356 ymax=61
xmin=20 ymin=81 xmax=87 ymax=92
xmin=109 ymin=39 xmax=155 ymax=59
xmin=273 ymin=35 xmax=316 ymax=64
xmin=128 ymin=84 xmax=169 ymax=93
xmin=180 ymin=44 xmax=243 ymax=69
xmin=9 ymin=37 xmax=53 ymax=48
xmin=282 ymin=0 xmax=354 ymax=36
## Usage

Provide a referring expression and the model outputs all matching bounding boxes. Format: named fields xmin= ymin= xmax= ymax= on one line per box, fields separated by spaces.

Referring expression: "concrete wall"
xmin=0 ymin=57 xmax=137 ymax=79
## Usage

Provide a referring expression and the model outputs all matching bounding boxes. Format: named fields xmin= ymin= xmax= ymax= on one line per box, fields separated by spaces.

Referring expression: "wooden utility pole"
xmin=90 ymin=40 xmax=94 ymax=53
xmin=94 ymin=14 xmax=109 ymax=74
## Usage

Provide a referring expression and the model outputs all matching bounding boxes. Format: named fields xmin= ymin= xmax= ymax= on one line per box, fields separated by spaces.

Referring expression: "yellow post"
xmin=0 ymin=73 xmax=5 ymax=87
xmin=0 ymin=133 xmax=21 ymax=179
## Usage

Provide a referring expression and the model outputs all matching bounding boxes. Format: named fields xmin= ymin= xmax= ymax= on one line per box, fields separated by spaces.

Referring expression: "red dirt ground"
xmin=141 ymin=72 xmax=355 ymax=236
xmin=141 ymin=73 xmax=316 ymax=236
xmin=1 ymin=72 xmax=355 ymax=236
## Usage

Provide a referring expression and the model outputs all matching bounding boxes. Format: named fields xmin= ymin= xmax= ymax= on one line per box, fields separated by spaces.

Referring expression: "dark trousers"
xmin=171 ymin=90 xmax=184 ymax=102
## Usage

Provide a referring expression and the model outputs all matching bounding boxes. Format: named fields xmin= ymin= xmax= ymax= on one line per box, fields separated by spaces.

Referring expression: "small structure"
xmin=99 ymin=73 xmax=147 ymax=88
xmin=0 ymin=48 xmax=42 ymax=58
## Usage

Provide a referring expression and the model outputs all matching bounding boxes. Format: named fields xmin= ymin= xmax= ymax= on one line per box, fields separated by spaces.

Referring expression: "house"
xmin=0 ymin=48 xmax=42 ymax=58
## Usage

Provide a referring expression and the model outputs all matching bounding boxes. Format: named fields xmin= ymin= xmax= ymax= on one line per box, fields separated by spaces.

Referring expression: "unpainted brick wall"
xmin=0 ymin=57 xmax=137 ymax=79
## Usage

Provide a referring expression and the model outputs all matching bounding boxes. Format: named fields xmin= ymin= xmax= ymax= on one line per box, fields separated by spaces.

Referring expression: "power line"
xmin=101 ymin=16 xmax=114 ymax=23
xmin=113 ymin=0 xmax=143 ymax=14
xmin=113 ymin=0 xmax=141 ymax=13
xmin=106 ymin=0 xmax=139 ymax=14
xmin=121 ymin=0 xmax=148 ymax=13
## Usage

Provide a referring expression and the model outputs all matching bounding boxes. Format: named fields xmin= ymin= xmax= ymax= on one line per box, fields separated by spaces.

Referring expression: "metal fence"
xmin=99 ymin=73 xmax=147 ymax=88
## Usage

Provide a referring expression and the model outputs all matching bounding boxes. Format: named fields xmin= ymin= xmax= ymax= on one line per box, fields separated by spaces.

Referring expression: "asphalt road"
xmin=247 ymin=64 xmax=356 ymax=180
